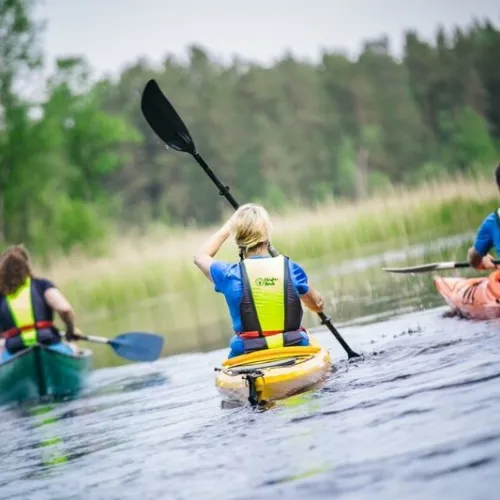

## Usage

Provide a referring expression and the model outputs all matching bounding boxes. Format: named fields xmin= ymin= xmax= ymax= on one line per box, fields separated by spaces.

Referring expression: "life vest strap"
xmin=238 ymin=327 xmax=305 ymax=339
xmin=240 ymin=329 xmax=307 ymax=354
xmin=1 ymin=321 xmax=54 ymax=339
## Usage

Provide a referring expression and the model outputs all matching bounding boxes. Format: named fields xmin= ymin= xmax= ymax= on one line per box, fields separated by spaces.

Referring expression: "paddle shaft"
xmin=192 ymin=153 xmax=360 ymax=359
xmin=73 ymin=334 xmax=110 ymax=344
xmin=443 ymin=260 xmax=500 ymax=269
xmin=193 ymin=152 xmax=239 ymax=209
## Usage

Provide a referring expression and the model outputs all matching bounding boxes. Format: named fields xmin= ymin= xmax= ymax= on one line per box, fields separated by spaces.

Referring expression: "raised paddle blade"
xmin=109 ymin=332 xmax=165 ymax=362
xmin=140 ymin=79 xmax=196 ymax=154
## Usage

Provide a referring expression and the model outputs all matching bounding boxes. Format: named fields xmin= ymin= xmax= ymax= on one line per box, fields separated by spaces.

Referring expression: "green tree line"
xmin=1 ymin=0 xmax=500 ymax=258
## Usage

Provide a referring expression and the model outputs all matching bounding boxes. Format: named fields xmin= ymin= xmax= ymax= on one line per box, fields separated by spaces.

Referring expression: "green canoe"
xmin=0 ymin=345 xmax=93 ymax=405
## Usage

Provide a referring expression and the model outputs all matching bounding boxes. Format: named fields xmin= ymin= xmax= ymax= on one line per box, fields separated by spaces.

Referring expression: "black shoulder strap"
xmin=283 ymin=256 xmax=303 ymax=332
xmin=239 ymin=261 xmax=262 ymax=335
xmin=283 ymin=256 xmax=289 ymax=330
xmin=30 ymin=278 xmax=49 ymax=322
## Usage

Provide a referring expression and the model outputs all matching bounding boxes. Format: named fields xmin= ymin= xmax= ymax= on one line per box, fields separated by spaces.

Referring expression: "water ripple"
xmin=0 ymin=304 xmax=500 ymax=499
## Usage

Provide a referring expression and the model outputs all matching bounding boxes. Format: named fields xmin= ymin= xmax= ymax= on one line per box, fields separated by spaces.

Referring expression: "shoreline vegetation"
xmin=40 ymin=175 xmax=497 ymax=364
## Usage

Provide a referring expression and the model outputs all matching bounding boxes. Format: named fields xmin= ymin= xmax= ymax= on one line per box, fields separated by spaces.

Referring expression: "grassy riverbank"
xmin=40 ymin=175 xmax=497 ymax=365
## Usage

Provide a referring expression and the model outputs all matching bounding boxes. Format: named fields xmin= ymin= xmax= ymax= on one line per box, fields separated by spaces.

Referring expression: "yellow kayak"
xmin=214 ymin=335 xmax=331 ymax=406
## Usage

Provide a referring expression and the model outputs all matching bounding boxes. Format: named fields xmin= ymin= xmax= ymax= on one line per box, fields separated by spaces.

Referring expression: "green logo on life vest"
xmin=255 ymin=277 xmax=278 ymax=286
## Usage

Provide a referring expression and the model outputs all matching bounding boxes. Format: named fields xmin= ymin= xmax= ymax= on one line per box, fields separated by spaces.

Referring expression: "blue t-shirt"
xmin=473 ymin=212 xmax=500 ymax=257
xmin=210 ymin=256 xmax=309 ymax=333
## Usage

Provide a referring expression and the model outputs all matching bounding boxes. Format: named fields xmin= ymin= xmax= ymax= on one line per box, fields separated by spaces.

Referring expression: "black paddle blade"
xmin=140 ymin=79 xmax=196 ymax=154
xmin=110 ymin=332 xmax=165 ymax=362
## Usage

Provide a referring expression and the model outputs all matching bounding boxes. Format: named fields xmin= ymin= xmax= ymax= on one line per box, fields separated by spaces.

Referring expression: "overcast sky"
xmin=34 ymin=0 xmax=500 ymax=80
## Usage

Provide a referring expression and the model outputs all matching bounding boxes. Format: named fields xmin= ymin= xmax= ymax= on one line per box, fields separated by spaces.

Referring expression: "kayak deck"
xmin=0 ymin=345 xmax=93 ymax=406
xmin=215 ymin=339 xmax=332 ymax=406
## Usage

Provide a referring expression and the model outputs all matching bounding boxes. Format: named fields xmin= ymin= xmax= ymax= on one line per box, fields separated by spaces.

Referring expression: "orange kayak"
xmin=434 ymin=270 xmax=500 ymax=320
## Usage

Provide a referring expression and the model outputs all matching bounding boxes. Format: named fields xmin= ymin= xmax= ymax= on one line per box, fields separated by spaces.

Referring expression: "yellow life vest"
xmin=5 ymin=278 xmax=38 ymax=347
xmin=238 ymin=255 xmax=304 ymax=352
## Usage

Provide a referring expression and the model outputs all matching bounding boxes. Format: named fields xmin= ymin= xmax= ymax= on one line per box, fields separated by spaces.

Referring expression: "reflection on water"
xmin=89 ymin=372 xmax=169 ymax=397
xmin=306 ymin=236 xmax=480 ymax=329
xmin=1 ymin=241 xmax=499 ymax=499
xmin=29 ymin=406 xmax=69 ymax=471
xmin=318 ymin=232 xmax=474 ymax=278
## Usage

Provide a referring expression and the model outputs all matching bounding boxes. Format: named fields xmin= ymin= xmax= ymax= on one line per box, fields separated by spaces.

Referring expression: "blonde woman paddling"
xmin=194 ymin=204 xmax=325 ymax=358
xmin=0 ymin=245 xmax=80 ymax=362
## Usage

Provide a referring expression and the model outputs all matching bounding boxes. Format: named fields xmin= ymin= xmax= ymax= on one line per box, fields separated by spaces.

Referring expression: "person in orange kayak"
xmin=467 ymin=163 xmax=500 ymax=270
xmin=0 ymin=245 xmax=80 ymax=362
xmin=434 ymin=163 xmax=500 ymax=319
xmin=193 ymin=203 xmax=325 ymax=358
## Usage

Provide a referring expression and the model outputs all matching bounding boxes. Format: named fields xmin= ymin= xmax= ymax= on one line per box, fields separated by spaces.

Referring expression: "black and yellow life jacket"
xmin=238 ymin=255 xmax=306 ymax=353
xmin=2 ymin=278 xmax=58 ymax=353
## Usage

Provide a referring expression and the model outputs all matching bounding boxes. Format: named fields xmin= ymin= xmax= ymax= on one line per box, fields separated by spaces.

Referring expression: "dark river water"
xmin=1 ymin=295 xmax=499 ymax=500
